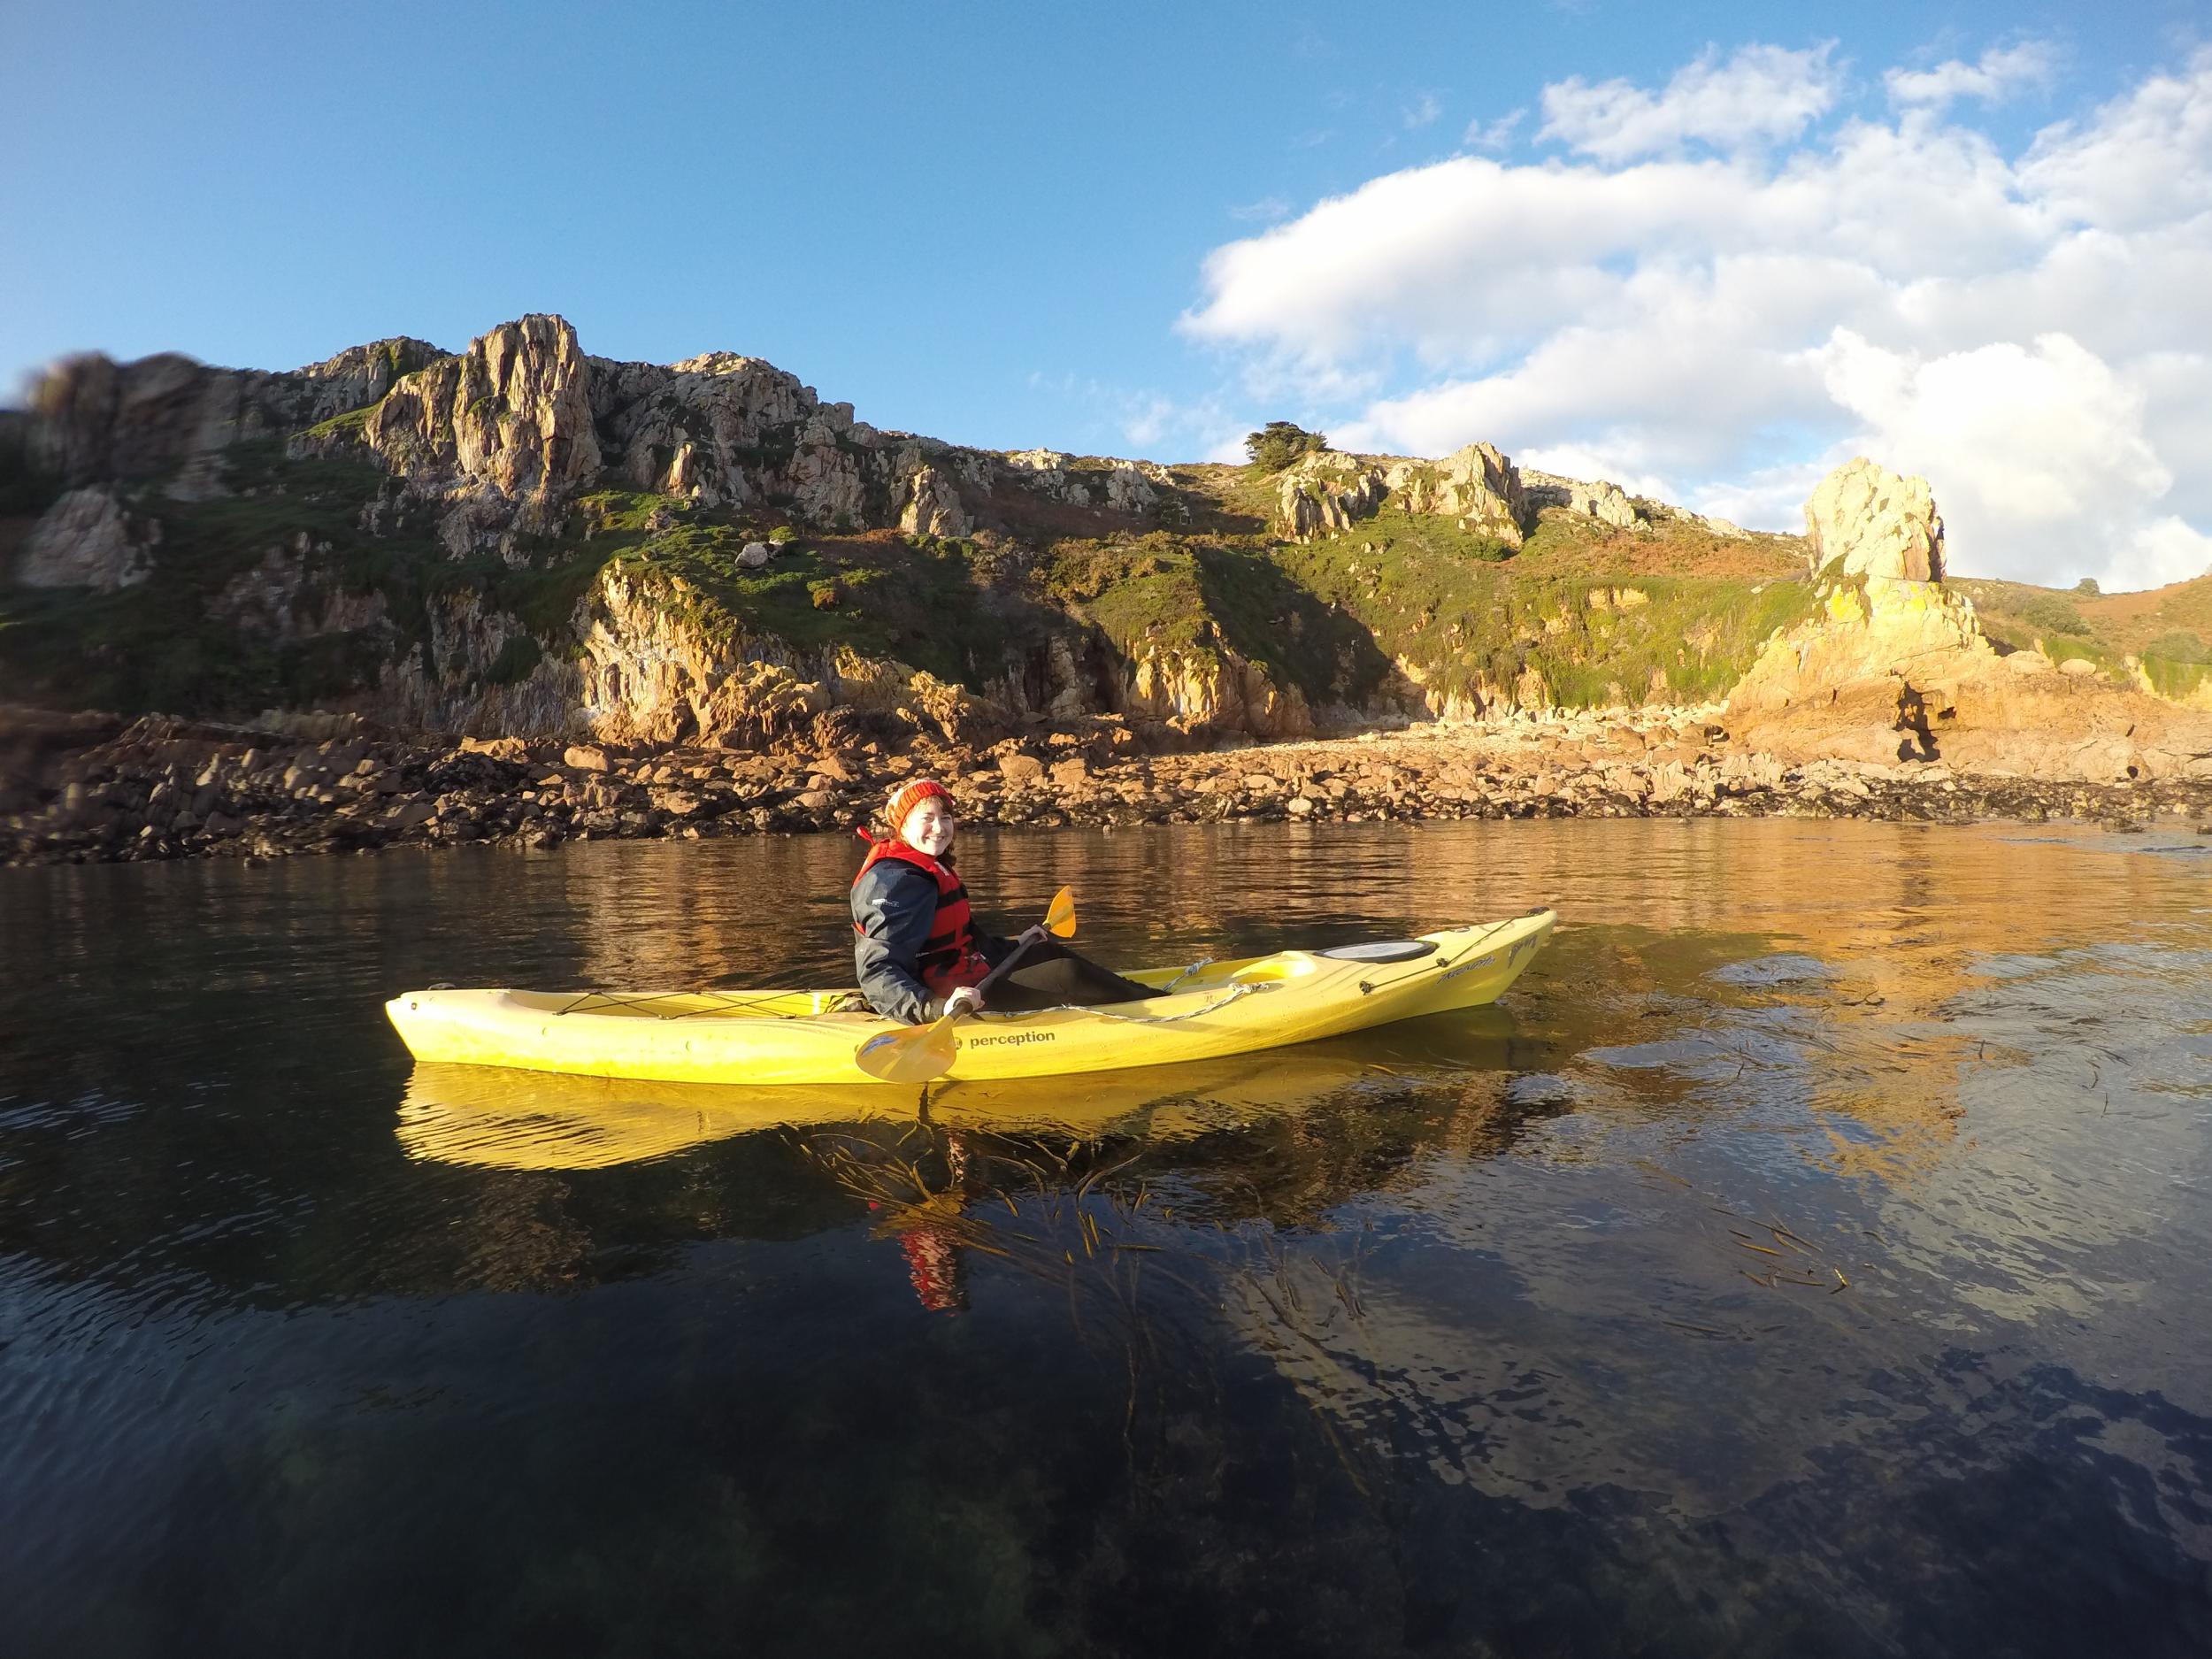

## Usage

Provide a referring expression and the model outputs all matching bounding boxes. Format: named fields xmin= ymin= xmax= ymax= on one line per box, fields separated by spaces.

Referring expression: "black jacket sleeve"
xmin=850 ymin=862 xmax=941 ymax=1025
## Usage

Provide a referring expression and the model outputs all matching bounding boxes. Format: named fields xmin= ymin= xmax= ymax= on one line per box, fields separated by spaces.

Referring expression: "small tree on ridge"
xmin=1244 ymin=421 xmax=1327 ymax=472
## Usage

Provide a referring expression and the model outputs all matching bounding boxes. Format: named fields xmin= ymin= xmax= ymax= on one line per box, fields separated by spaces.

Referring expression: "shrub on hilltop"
xmin=1244 ymin=421 xmax=1328 ymax=473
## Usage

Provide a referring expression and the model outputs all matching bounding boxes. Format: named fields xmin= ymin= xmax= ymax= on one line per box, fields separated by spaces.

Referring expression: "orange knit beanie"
xmin=883 ymin=778 xmax=951 ymax=833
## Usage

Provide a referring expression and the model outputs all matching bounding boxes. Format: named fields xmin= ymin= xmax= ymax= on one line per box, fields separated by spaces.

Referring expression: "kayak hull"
xmin=384 ymin=910 xmax=1555 ymax=1087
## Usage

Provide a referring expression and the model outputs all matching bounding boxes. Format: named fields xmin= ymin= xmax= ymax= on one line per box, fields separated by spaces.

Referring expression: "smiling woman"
xmin=848 ymin=778 xmax=1156 ymax=1028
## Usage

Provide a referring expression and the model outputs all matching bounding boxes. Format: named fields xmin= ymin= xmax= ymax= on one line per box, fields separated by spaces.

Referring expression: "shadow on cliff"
xmin=1194 ymin=545 xmax=1398 ymax=710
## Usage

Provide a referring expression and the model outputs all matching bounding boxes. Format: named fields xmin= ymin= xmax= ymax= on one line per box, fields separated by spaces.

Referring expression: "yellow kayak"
xmin=384 ymin=909 xmax=1555 ymax=1087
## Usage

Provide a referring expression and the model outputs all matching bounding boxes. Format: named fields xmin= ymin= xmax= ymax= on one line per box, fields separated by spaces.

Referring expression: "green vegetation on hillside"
xmin=1273 ymin=522 xmax=1818 ymax=705
xmin=1958 ymin=575 xmax=2212 ymax=694
xmin=0 ymin=446 xmax=435 ymax=714
xmin=604 ymin=519 xmax=1059 ymax=687
xmin=0 ymin=414 xmax=1836 ymax=726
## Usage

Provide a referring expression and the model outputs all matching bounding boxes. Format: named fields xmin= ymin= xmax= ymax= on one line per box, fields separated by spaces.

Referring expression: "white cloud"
xmin=1179 ymin=42 xmax=2212 ymax=590
xmin=1229 ymin=195 xmax=1292 ymax=223
xmin=1463 ymin=109 xmax=1525 ymax=151
xmin=1068 ymin=385 xmax=1252 ymax=466
xmin=1403 ymin=92 xmax=1442 ymax=130
xmin=2107 ymin=516 xmax=2212 ymax=593
xmin=1886 ymin=41 xmax=2058 ymax=111
xmin=1122 ymin=396 xmax=1177 ymax=449
xmin=1537 ymin=42 xmax=1842 ymax=162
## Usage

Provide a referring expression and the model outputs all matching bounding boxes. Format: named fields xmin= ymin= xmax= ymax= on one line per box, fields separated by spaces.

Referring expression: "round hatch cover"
xmin=1317 ymin=940 xmax=1437 ymax=964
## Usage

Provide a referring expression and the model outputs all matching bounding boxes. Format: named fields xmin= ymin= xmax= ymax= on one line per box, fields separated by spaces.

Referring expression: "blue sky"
xmin=4 ymin=1 xmax=2208 ymax=587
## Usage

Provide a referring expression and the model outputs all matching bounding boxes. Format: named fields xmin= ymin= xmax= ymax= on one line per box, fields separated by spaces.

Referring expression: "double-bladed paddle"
xmin=853 ymin=886 xmax=1077 ymax=1084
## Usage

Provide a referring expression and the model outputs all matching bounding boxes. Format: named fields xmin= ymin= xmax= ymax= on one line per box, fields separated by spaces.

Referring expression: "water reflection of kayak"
xmin=385 ymin=911 xmax=1555 ymax=1087
xmin=396 ymin=1008 xmax=1519 ymax=1171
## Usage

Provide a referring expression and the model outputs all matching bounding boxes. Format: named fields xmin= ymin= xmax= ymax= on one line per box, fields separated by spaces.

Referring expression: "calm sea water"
xmin=3 ymin=820 xmax=2209 ymax=1657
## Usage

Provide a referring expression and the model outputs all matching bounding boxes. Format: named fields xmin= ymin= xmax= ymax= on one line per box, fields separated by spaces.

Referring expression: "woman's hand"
xmin=942 ymin=986 xmax=984 ymax=1018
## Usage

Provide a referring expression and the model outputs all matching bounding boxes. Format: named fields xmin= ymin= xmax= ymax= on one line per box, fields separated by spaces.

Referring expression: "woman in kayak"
xmin=851 ymin=778 xmax=1154 ymax=1025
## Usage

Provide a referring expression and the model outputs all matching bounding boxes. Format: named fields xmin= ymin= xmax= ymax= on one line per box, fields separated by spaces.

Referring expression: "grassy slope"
xmin=1955 ymin=573 xmax=2212 ymax=697
xmin=0 ymin=447 xmax=440 ymax=714
xmin=1269 ymin=507 xmax=1816 ymax=705
xmin=604 ymin=515 xmax=1061 ymax=686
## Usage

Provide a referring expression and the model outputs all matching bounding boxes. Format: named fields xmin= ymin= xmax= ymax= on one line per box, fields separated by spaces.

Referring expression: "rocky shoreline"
xmin=5 ymin=705 xmax=2208 ymax=868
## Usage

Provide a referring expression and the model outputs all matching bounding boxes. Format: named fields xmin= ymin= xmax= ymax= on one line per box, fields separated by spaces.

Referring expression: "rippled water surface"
xmin=4 ymin=820 xmax=2211 ymax=1656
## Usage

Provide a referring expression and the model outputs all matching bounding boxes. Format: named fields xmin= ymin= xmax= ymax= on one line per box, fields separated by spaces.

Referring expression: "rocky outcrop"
xmin=1804 ymin=457 xmax=1945 ymax=581
xmin=290 ymin=339 xmax=449 ymax=421
xmin=1121 ymin=644 xmax=1314 ymax=741
xmin=1523 ymin=468 xmax=1640 ymax=529
xmin=1004 ymin=449 xmax=1169 ymax=517
xmin=1102 ymin=463 xmax=1164 ymax=515
xmin=210 ymin=536 xmax=389 ymax=640
xmin=1729 ymin=467 xmax=2212 ymax=782
xmin=357 ymin=315 xmax=600 ymax=534
xmin=1276 ymin=451 xmax=1389 ymax=541
xmin=17 ymin=488 xmax=154 ymax=590
xmin=590 ymin=349 xmax=855 ymax=512
xmin=899 ymin=464 xmax=972 ymax=537
xmin=561 ymin=565 xmax=1005 ymax=749
xmin=28 ymin=338 xmax=446 ymax=490
xmin=1269 ymin=442 xmax=1540 ymax=548
xmin=1385 ymin=442 xmax=1527 ymax=548
xmin=1652 ymin=503 xmax=1753 ymax=541
xmin=1386 ymin=654 xmax=1553 ymax=721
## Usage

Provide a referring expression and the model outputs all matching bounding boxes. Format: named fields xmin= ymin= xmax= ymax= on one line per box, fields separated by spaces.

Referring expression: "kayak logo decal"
xmin=962 ymin=1029 xmax=1058 ymax=1050
xmin=1438 ymin=952 xmax=1498 ymax=984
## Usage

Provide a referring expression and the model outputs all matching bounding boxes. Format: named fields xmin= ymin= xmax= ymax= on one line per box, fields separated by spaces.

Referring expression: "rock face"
xmin=1271 ymin=441 xmax=1531 ymax=547
xmin=1653 ymin=503 xmax=1752 ymax=541
xmin=28 ymin=339 xmax=445 ymax=489
xmin=358 ymin=315 xmax=601 ymax=535
xmin=27 ymin=317 xmax=1186 ymax=578
xmin=1277 ymin=452 xmax=1389 ymax=541
xmin=1386 ymin=442 xmax=1527 ymax=548
xmin=1729 ymin=467 xmax=2212 ymax=782
xmin=899 ymin=464 xmax=972 ymax=537
xmin=16 ymin=488 xmax=153 ymax=590
xmin=1003 ymin=449 xmax=1168 ymax=517
xmin=1122 ymin=644 xmax=1315 ymax=741
xmin=571 ymin=565 xmax=1008 ymax=749
xmin=1523 ymin=468 xmax=1640 ymax=529
xmin=1803 ymin=457 xmax=1945 ymax=581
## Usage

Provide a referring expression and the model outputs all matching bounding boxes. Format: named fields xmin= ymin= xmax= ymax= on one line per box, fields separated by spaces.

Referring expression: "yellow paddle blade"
xmin=1045 ymin=886 xmax=1078 ymax=939
xmin=853 ymin=1015 xmax=961 ymax=1084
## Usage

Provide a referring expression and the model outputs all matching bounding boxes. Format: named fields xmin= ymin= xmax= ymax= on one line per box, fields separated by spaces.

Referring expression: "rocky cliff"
xmin=4 ymin=315 xmax=2207 ymax=777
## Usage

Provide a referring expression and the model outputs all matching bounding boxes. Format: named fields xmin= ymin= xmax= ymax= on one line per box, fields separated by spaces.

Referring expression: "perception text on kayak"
xmin=961 ymin=1030 xmax=1059 ymax=1049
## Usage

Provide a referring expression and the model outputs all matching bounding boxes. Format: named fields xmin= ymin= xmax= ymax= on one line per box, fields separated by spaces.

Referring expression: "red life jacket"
xmin=852 ymin=833 xmax=989 ymax=995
